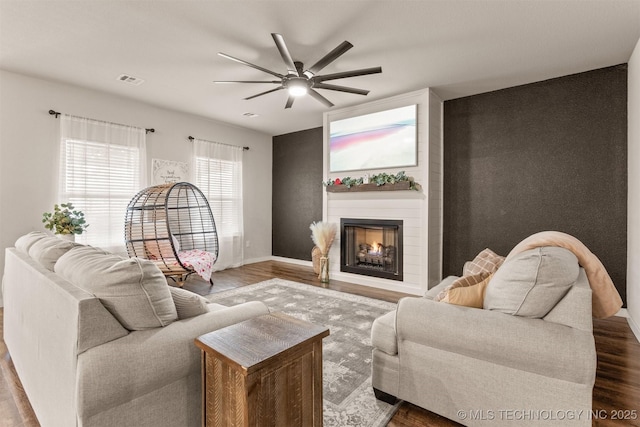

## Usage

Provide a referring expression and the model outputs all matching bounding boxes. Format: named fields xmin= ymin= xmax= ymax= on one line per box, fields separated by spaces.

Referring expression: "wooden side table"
xmin=195 ymin=312 xmax=330 ymax=427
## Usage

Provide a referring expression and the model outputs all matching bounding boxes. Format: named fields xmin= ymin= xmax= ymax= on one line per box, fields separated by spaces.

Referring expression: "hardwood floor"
xmin=1 ymin=260 xmax=639 ymax=426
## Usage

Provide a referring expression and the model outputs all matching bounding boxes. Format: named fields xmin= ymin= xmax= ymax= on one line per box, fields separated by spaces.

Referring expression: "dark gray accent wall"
xmin=272 ymin=127 xmax=324 ymax=260
xmin=443 ymin=65 xmax=628 ymax=304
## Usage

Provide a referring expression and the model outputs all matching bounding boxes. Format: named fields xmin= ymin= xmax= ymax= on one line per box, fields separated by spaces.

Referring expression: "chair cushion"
xmin=143 ymin=236 xmax=175 ymax=260
xmin=27 ymin=235 xmax=80 ymax=271
xmin=55 ymin=246 xmax=178 ymax=330
xmin=15 ymin=231 xmax=49 ymax=254
xmin=506 ymin=230 xmax=621 ymax=319
xmin=483 ymin=247 xmax=579 ymax=318
xmin=168 ymin=286 xmax=210 ymax=319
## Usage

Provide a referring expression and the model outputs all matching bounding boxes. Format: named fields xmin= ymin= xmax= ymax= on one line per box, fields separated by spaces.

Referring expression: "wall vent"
xmin=117 ymin=74 xmax=145 ymax=86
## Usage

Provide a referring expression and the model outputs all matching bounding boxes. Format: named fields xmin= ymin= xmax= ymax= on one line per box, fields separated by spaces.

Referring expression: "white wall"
xmin=322 ymin=89 xmax=442 ymax=295
xmin=628 ymin=37 xmax=640 ymax=341
xmin=0 ymin=70 xmax=273 ymax=280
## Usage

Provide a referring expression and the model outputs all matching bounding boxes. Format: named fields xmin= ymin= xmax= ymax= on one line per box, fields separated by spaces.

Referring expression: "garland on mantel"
xmin=323 ymin=171 xmax=421 ymax=190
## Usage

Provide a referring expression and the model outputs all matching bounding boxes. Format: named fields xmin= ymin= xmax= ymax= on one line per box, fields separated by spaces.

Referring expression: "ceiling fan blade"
xmin=308 ymin=89 xmax=334 ymax=108
xmin=218 ymin=52 xmax=284 ymax=79
xmin=306 ymin=41 xmax=353 ymax=76
xmin=313 ymin=66 xmax=382 ymax=83
xmin=214 ymin=80 xmax=282 ymax=84
xmin=313 ymin=83 xmax=369 ymax=96
xmin=271 ymin=33 xmax=298 ymax=76
xmin=244 ymin=86 xmax=284 ymax=100
xmin=285 ymin=95 xmax=295 ymax=109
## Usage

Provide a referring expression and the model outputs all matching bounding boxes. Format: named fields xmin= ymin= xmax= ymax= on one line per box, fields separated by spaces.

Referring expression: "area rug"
xmin=206 ymin=278 xmax=400 ymax=427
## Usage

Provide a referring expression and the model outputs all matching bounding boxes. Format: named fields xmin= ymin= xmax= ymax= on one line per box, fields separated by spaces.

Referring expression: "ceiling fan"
xmin=214 ymin=33 xmax=382 ymax=109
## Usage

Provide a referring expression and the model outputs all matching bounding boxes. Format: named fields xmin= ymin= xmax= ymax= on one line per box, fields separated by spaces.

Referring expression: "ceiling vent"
xmin=117 ymin=74 xmax=145 ymax=86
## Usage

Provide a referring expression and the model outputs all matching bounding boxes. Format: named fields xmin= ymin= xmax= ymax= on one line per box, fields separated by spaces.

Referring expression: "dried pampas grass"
xmin=309 ymin=221 xmax=337 ymax=256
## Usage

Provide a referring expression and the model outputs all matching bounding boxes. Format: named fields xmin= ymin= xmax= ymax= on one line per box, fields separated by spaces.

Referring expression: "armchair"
xmin=371 ymin=247 xmax=597 ymax=426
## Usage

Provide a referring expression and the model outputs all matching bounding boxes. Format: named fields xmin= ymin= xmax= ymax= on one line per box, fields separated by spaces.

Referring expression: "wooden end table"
xmin=195 ymin=312 xmax=330 ymax=427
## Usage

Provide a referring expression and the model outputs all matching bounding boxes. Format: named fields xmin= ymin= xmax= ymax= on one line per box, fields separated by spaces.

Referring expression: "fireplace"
xmin=340 ymin=218 xmax=403 ymax=281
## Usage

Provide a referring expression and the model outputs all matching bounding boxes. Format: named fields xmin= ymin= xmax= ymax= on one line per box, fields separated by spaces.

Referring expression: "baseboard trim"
xmin=615 ymin=308 xmax=629 ymax=318
xmin=242 ymin=256 xmax=273 ymax=265
xmin=628 ymin=314 xmax=640 ymax=344
xmin=270 ymin=256 xmax=313 ymax=267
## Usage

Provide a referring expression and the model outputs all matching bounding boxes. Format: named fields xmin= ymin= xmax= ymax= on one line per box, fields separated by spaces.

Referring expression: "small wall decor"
xmin=152 ymin=159 xmax=189 ymax=185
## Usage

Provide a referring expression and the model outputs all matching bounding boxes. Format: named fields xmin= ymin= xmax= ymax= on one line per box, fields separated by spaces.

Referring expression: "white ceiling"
xmin=1 ymin=1 xmax=639 ymax=136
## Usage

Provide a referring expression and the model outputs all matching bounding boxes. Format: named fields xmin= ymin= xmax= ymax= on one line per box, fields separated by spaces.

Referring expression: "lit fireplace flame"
xmin=369 ymin=241 xmax=383 ymax=254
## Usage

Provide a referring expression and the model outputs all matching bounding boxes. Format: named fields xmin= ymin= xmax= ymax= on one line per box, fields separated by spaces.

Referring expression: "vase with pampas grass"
xmin=309 ymin=221 xmax=337 ymax=283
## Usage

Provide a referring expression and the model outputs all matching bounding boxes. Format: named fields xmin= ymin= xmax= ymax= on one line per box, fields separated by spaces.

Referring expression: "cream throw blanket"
xmin=506 ymin=231 xmax=622 ymax=319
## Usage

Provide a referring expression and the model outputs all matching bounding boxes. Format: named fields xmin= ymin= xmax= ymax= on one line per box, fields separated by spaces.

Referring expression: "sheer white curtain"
xmin=59 ymin=114 xmax=147 ymax=253
xmin=192 ymin=139 xmax=244 ymax=270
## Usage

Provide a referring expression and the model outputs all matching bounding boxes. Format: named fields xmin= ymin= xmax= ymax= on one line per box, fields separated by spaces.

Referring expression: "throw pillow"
xmin=55 ymin=246 xmax=178 ymax=330
xmin=169 ymin=286 xmax=210 ymax=319
xmin=27 ymin=236 xmax=80 ymax=271
xmin=463 ymin=248 xmax=505 ymax=276
xmin=441 ymin=274 xmax=493 ymax=308
xmin=434 ymin=271 xmax=491 ymax=302
xmin=15 ymin=231 xmax=48 ymax=254
xmin=483 ymin=246 xmax=579 ymax=318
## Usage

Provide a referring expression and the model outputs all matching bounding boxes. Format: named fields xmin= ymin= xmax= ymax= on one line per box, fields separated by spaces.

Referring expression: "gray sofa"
xmin=3 ymin=232 xmax=270 ymax=427
xmin=371 ymin=246 xmax=597 ymax=426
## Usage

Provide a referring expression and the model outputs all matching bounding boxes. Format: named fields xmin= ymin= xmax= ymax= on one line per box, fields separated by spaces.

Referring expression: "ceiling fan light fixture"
xmin=214 ymin=33 xmax=382 ymax=109
xmin=287 ymin=78 xmax=308 ymax=97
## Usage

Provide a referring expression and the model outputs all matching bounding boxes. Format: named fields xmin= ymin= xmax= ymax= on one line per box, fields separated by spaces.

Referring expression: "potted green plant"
xmin=42 ymin=203 xmax=88 ymax=240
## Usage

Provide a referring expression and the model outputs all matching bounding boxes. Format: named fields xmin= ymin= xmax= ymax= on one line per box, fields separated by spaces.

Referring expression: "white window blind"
xmin=193 ymin=138 xmax=244 ymax=270
xmin=195 ymin=157 xmax=241 ymax=234
xmin=59 ymin=115 xmax=146 ymax=252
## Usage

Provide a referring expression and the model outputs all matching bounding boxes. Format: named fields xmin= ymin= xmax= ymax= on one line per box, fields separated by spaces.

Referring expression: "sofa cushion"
xmin=15 ymin=231 xmax=49 ymax=254
xmin=169 ymin=286 xmax=210 ymax=319
xmin=506 ymin=230 xmax=621 ymax=319
xmin=434 ymin=272 xmax=491 ymax=302
xmin=28 ymin=236 xmax=80 ymax=271
xmin=463 ymin=248 xmax=505 ymax=276
xmin=441 ymin=274 xmax=493 ymax=308
xmin=55 ymin=246 xmax=178 ymax=330
xmin=483 ymin=247 xmax=579 ymax=318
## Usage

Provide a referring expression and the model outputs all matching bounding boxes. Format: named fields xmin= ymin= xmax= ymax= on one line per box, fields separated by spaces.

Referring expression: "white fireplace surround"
xmin=323 ymin=88 xmax=443 ymax=296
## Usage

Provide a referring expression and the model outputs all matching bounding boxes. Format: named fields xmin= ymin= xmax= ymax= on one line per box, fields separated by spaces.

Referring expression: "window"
xmin=193 ymin=138 xmax=244 ymax=269
xmin=59 ymin=115 xmax=146 ymax=252
xmin=195 ymin=156 xmax=241 ymax=235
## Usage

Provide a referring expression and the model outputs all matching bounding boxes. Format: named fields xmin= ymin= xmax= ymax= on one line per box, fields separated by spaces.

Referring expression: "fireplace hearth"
xmin=340 ymin=218 xmax=403 ymax=281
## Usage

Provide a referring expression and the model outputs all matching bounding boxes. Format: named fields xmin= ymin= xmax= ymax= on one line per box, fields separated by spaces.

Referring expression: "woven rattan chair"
xmin=125 ymin=182 xmax=218 ymax=286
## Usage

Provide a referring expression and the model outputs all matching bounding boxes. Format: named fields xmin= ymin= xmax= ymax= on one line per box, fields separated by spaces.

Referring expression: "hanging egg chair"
xmin=124 ymin=182 xmax=218 ymax=286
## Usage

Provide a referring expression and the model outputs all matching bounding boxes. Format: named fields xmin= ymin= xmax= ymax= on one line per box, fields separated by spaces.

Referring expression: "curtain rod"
xmin=49 ymin=110 xmax=155 ymax=134
xmin=188 ymin=136 xmax=249 ymax=151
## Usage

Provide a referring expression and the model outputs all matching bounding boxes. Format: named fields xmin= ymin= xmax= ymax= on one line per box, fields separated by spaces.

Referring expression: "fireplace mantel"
xmin=325 ymin=182 xmax=419 ymax=193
